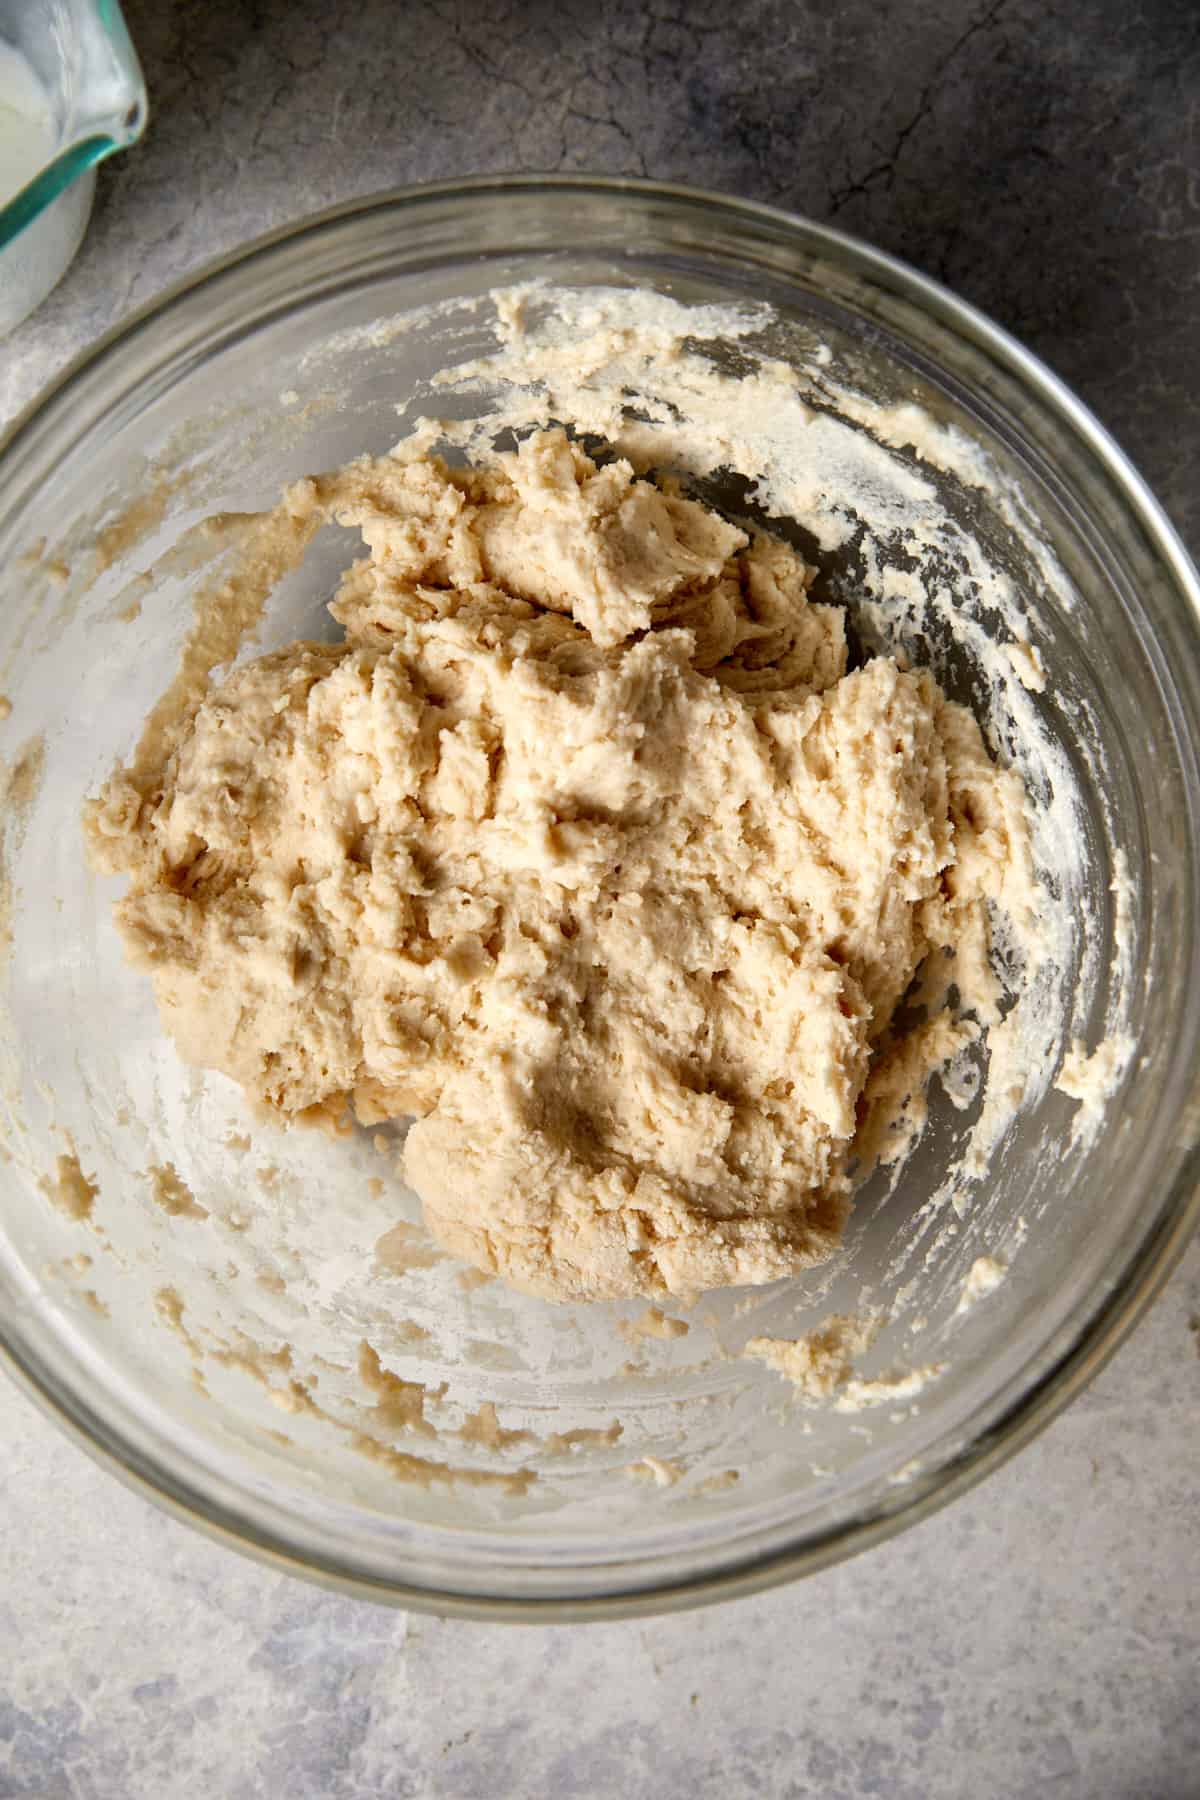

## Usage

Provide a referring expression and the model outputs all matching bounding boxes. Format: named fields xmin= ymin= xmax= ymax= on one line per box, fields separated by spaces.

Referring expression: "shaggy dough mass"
xmin=88 ymin=430 xmax=1032 ymax=1301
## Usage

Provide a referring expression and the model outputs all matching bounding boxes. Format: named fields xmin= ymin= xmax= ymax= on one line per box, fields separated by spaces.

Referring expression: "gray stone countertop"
xmin=2 ymin=3 xmax=1198 ymax=1796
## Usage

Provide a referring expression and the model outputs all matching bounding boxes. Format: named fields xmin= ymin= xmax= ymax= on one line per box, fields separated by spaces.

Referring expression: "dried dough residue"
xmin=458 ymin=1400 xmax=532 ymax=1451
xmin=0 ymin=733 xmax=46 ymax=965
xmin=357 ymin=1340 xmax=440 ymax=1436
xmin=4 ymin=734 xmax=45 ymax=816
xmin=40 ymin=1151 xmax=98 ymax=1223
xmin=620 ymin=1306 xmax=691 ymax=1345
xmin=147 ymin=1161 xmax=207 ymax=1219
xmin=627 ymin=1456 xmax=683 ymax=1487
xmin=696 ymin=1469 xmax=740 ymax=1494
xmin=956 ymin=1254 xmax=1007 ymax=1313
xmin=372 ymin=1222 xmax=444 ymax=1275
xmin=154 ymin=1286 xmax=534 ymax=1496
xmin=745 ymin=1313 xmax=880 ymax=1402
xmin=1056 ymin=1034 xmax=1134 ymax=1120
xmin=544 ymin=1421 xmax=623 ymax=1455
xmin=745 ymin=1312 xmax=945 ymax=1411
xmin=390 ymin=1318 xmax=431 ymax=1346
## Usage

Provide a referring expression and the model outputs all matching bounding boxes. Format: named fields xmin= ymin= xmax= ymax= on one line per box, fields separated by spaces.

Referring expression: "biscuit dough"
xmin=87 ymin=430 xmax=1034 ymax=1301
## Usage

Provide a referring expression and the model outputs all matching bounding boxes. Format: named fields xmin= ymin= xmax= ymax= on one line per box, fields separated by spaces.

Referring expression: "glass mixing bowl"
xmin=0 ymin=178 xmax=1197 ymax=1620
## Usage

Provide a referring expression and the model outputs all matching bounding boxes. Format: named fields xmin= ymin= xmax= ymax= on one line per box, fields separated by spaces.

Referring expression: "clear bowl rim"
xmin=2 ymin=172 xmax=1199 ymax=1622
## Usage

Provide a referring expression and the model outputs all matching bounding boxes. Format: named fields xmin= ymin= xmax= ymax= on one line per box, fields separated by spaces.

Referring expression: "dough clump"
xmin=88 ymin=430 xmax=1032 ymax=1301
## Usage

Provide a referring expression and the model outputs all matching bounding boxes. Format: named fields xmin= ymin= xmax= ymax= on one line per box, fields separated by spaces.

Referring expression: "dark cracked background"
xmin=4 ymin=0 xmax=1200 ymax=554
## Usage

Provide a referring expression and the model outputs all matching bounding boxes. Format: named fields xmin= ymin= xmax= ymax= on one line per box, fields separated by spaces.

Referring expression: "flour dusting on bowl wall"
xmin=0 ymin=182 xmax=1197 ymax=1618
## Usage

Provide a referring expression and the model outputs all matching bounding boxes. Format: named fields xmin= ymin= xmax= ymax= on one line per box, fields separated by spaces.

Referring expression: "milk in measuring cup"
xmin=0 ymin=37 xmax=96 ymax=334
xmin=0 ymin=41 xmax=54 ymax=207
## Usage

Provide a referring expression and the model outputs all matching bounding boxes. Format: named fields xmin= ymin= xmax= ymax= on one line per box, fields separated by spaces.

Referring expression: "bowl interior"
xmin=0 ymin=186 xmax=1197 ymax=1613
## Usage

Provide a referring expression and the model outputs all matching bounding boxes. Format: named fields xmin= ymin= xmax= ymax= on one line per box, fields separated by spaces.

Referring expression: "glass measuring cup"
xmin=0 ymin=0 xmax=146 ymax=334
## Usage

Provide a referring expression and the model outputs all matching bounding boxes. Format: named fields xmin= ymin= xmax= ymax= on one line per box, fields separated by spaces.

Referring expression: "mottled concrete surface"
xmin=2 ymin=2 xmax=1199 ymax=1795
